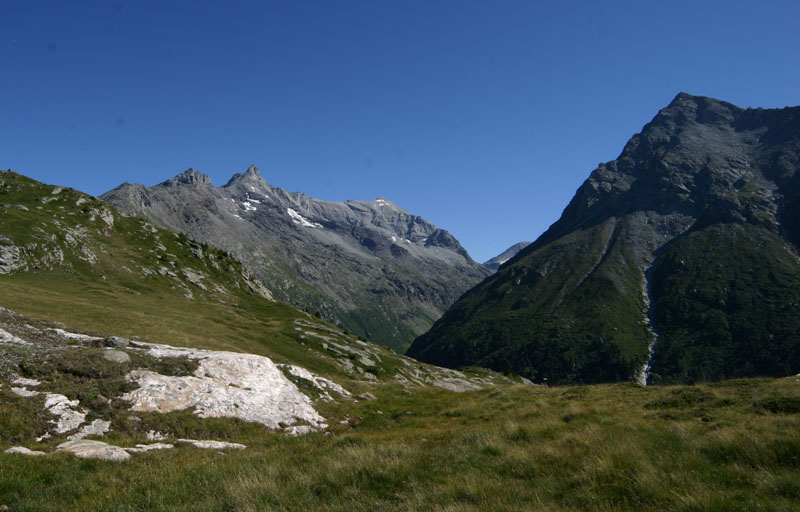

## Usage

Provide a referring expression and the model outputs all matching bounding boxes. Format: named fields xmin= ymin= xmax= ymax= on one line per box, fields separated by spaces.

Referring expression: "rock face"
xmin=101 ymin=167 xmax=489 ymax=351
xmin=483 ymin=242 xmax=532 ymax=272
xmin=0 ymin=241 xmax=22 ymax=275
xmin=408 ymin=93 xmax=800 ymax=385
xmin=122 ymin=341 xmax=341 ymax=431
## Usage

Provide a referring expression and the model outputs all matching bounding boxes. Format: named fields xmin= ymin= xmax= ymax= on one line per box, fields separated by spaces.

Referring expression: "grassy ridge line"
xmin=2 ymin=379 xmax=800 ymax=510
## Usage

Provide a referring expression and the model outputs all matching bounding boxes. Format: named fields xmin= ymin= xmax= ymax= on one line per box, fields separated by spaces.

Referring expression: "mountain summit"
xmin=407 ymin=93 xmax=800 ymax=384
xmin=484 ymin=242 xmax=531 ymax=272
xmin=102 ymin=167 xmax=489 ymax=351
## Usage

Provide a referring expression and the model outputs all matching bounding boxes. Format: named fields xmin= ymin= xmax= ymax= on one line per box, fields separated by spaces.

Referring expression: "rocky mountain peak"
xmin=102 ymin=167 xmax=489 ymax=351
xmin=224 ymin=164 xmax=269 ymax=189
xmin=408 ymin=94 xmax=800 ymax=385
xmin=483 ymin=241 xmax=532 ymax=272
xmin=653 ymin=92 xmax=741 ymax=130
xmin=159 ymin=168 xmax=213 ymax=188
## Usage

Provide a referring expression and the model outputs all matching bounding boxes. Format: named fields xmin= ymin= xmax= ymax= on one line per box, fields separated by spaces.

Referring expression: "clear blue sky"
xmin=2 ymin=1 xmax=799 ymax=262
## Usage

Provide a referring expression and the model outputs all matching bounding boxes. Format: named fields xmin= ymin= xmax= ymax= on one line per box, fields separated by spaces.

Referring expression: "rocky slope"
xmin=0 ymin=170 xmax=514 ymax=393
xmin=0 ymin=170 xmax=527 ymax=459
xmin=484 ymin=242 xmax=531 ymax=272
xmin=0 ymin=170 xmax=272 ymax=303
xmin=101 ymin=167 xmax=489 ymax=352
xmin=408 ymin=93 xmax=800 ymax=384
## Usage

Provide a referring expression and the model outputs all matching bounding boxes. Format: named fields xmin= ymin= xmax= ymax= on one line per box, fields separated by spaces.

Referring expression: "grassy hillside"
xmin=650 ymin=223 xmax=800 ymax=383
xmin=2 ymin=374 xmax=799 ymax=511
xmin=407 ymin=217 xmax=653 ymax=384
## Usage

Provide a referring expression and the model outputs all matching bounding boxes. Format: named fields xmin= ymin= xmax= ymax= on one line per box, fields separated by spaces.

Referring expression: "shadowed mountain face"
xmin=102 ymin=167 xmax=489 ymax=352
xmin=407 ymin=93 xmax=800 ymax=384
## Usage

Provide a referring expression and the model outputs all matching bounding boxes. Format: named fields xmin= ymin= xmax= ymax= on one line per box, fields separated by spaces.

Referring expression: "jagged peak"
xmin=668 ymin=91 xmax=697 ymax=105
xmin=224 ymin=164 xmax=269 ymax=188
xmin=158 ymin=168 xmax=213 ymax=187
xmin=660 ymin=92 xmax=744 ymax=119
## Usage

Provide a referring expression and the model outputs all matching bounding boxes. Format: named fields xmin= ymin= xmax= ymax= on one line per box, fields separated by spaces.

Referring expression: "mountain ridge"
xmin=484 ymin=241 xmax=532 ymax=272
xmin=407 ymin=93 xmax=800 ymax=384
xmin=102 ymin=166 xmax=489 ymax=351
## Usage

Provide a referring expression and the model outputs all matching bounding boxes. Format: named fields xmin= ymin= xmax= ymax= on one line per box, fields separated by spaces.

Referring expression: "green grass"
xmin=2 ymin=379 xmax=800 ymax=510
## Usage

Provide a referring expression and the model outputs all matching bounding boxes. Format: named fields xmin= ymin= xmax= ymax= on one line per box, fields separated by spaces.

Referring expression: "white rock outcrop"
xmin=123 ymin=343 xmax=340 ymax=431
xmin=67 ymin=419 xmax=111 ymax=441
xmin=123 ymin=443 xmax=174 ymax=453
xmin=12 ymin=377 xmax=41 ymax=387
xmin=11 ymin=387 xmax=39 ymax=398
xmin=5 ymin=446 xmax=46 ymax=456
xmin=0 ymin=244 xmax=22 ymax=275
xmin=56 ymin=440 xmax=131 ymax=462
xmin=47 ymin=328 xmax=101 ymax=342
xmin=278 ymin=364 xmax=352 ymax=401
xmin=0 ymin=327 xmax=30 ymax=345
xmin=44 ymin=393 xmax=87 ymax=433
xmin=176 ymin=439 xmax=246 ymax=450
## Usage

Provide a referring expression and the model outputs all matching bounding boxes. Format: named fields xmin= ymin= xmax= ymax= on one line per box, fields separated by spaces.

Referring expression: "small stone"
xmin=176 ymin=439 xmax=246 ymax=450
xmin=146 ymin=430 xmax=169 ymax=441
xmin=12 ymin=377 xmax=41 ymax=387
xmin=104 ymin=336 xmax=129 ymax=349
xmin=103 ymin=349 xmax=131 ymax=363
xmin=123 ymin=443 xmax=174 ymax=453
xmin=285 ymin=425 xmax=315 ymax=436
xmin=127 ymin=415 xmax=142 ymax=424
xmin=357 ymin=392 xmax=376 ymax=401
xmin=56 ymin=440 xmax=131 ymax=462
xmin=11 ymin=387 xmax=39 ymax=397
xmin=5 ymin=446 xmax=47 ymax=456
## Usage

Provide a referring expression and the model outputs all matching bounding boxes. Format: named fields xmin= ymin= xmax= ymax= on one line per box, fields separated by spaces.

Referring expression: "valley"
xmin=2 ymin=93 xmax=800 ymax=510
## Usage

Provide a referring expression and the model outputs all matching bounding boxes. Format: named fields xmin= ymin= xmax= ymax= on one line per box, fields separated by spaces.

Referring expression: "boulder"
xmin=56 ymin=440 xmax=131 ymax=462
xmin=103 ymin=349 xmax=131 ymax=364
xmin=104 ymin=336 xmax=130 ymax=349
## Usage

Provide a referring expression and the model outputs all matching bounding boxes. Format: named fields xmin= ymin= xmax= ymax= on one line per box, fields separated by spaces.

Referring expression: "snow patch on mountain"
xmin=287 ymin=208 xmax=322 ymax=228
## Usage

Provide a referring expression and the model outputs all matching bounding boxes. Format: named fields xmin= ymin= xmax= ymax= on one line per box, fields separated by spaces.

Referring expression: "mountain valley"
xmin=2 ymin=95 xmax=800 ymax=510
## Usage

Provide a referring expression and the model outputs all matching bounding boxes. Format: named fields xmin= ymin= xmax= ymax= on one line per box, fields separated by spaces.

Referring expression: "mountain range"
xmin=101 ymin=167 xmax=489 ymax=352
xmin=408 ymin=93 xmax=800 ymax=384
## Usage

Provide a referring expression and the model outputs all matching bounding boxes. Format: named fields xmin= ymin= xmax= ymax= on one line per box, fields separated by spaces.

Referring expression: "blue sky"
xmin=2 ymin=1 xmax=799 ymax=262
